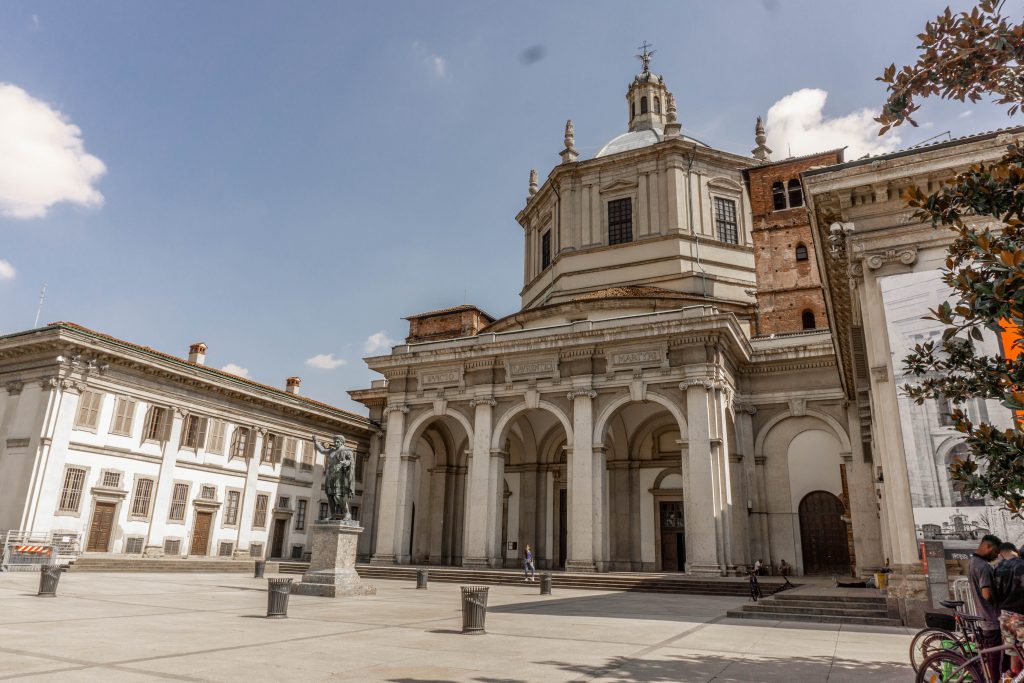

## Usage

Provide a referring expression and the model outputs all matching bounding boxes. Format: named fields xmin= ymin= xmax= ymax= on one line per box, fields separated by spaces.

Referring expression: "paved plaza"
xmin=0 ymin=571 xmax=914 ymax=682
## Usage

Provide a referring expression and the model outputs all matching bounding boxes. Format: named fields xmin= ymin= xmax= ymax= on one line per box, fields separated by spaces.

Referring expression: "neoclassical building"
xmin=352 ymin=54 xmax=873 ymax=577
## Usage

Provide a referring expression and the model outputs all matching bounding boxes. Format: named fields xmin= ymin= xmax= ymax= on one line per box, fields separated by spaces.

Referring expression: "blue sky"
xmin=0 ymin=1 xmax=1018 ymax=414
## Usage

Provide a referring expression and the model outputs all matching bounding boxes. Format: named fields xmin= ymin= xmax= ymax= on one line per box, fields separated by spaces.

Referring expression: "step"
xmin=772 ymin=593 xmax=886 ymax=606
xmin=760 ymin=597 xmax=887 ymax=610
xmin=725 ymin=609 xmax=902 ymax=627
xmin=739 ymin=603 xmax=888 ymax=617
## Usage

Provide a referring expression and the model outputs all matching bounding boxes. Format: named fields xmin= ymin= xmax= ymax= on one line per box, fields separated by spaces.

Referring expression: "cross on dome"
xmin=636 ymin=41 xmax=655 ymax=73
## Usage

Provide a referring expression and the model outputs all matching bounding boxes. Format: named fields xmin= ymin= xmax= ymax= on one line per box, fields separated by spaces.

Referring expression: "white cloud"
xmin=220 ymin=363 xmax=250 ymax=378
xmin=363 ymin=331 xmax=396 ymax=355
xmin=30 ymin=15 xmax=40 ymax=31
xmin=305 ymin=353 xmax=347 ymax=370
xmin=765 ymin=88 xmax=901 ymax=161
xmin=0 ymin=259 xmax=14 ymax=281
xmin=0 ymin=83 xmax=106 ymax=219
xmin=958 ymin=110 xmax=974 ymax=119
xmin=413 ymin=41 xmax=448 ymax=79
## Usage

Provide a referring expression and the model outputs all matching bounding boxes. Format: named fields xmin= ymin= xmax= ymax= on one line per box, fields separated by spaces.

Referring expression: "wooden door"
xmin=87 ymin=502 xmax=116 ymax=552
xmin=271 ymin=518 xmax=286 ymax=558
xmin=190 ymin=511 xmax=212 ymax=556
xmin=799 ymin=491 xmax=851 ymax=575
xmin=558 ymin=489 xmax=567 ymax=569
xmin=659 ymin=501 xmax=685 ymax=571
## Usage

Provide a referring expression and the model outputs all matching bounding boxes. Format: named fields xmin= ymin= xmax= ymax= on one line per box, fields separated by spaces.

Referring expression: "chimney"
xmin=285 ymin=376 xmax=301 ymax=395
xmin=188 ymin=342 xmax=207 ymax=365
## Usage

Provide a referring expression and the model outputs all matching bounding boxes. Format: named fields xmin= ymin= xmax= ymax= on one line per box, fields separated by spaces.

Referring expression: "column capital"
xmin=489 ymin=449 xmax=508 ymax=460
xmin=566 ymin=388 xmax=597 ymax=401
xmin=734 ymin=402 xmax=757 ymax=415
xmin=383 ymin=404 xmax=409 ymax=417
xmin=679 ymin=378 xmax=714 ymax=391
xmin=469 ymin=397 xmax=497 ymax=408
xmin=4 ymin=380 xmax=24 ymax=396
xmin=754 ymin=455 xmax=767 ymax=466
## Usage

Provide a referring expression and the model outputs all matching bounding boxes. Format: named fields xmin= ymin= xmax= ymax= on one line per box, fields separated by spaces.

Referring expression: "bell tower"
xmin=626 ymin=42 xmax=671 ymax=132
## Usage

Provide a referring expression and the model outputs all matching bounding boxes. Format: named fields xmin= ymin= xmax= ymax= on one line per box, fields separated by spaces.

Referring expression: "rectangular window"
xmin=200 ymin=485 xmax=216 ymax=500
xmin=74 ymin=390 xmax=103 ymax=430
xmin=355 ymin=452 xmax=365 ymax=483
xmin=58 ymin=467 xmax=87 ymax=512
xmin=124 ymin=537 xmax=144 ymax=554
xmin=295 ymin=499 xmax=307 ymax=531
xmin=938 ymin=398 xmax=956 ymax=427
xmin=168 ymin=483 xmax=189 ymax=521
xmin=163 ymin=539 xmax=181 ymax=556
xmin=262 ymin=433 xmax=282 ymax=465
xmin=207 ymin=420 xmax=226 ymax=454
xmin=130 ymin=478 xmax=154 ymax=518
xmin=253 ymin=494 xmax=269 ymax=528
xmin=300 ymin=441 xmax=313 ymax=471
xmin=249 ymin=543 xmax=264 ymax=558
xmin=714 ymin=197 xmax=739 ymax=244
xmin=101 ymin=470 xmax=122 ymax=488
xmin=540 ymin=230 xmax=551 ymax=270
xmin=181 ymin=415 xmax=208 ymax=450
xmin=218 ymin=541 xmax=234 ymax=558
xmin=109 ymin=396 xmax=137 ymax=436
xmin=229 ymin=427 xmax=250 ymax=460
xmin=279 ymin=496 xmax=290 ymax=509
xmin=224 ymin=490 xmax=240 ymax=526
xmin=283 ymin=437 xmax=298 ymax=468
xmin=607 ymin=198 xmax=633 ymax=245
xmin=290 ymin=545 xmax=304 ymax=560
xmin=350 ymin=506 xmax=359 ymax=521
xmin=319 ymin=501 xmax=329 ymax=520
xmin=142 ymin=405 xmax=170 ymax=443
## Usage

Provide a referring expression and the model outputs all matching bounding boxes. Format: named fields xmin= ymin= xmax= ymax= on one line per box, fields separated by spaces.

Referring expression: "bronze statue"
xmin=312 ymin=434 xmax=355 ymax=521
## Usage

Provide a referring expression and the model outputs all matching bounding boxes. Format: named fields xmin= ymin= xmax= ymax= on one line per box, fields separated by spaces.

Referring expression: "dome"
xmin=594 ymin=128 xmax=707 ymax=158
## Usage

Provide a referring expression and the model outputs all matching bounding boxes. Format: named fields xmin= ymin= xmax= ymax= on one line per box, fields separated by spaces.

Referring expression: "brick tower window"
xmin=788 ymin=179 xmax=804 ymax=208
xmin=771 ymin=181 xmax=787 ymax=211
xmin=795 ymin=243 xmax=809 ymax=261
xmin=801 ymin=310 xmax=816 ymax=330
xmin=607 ymin=198 xmax=633 ymax=245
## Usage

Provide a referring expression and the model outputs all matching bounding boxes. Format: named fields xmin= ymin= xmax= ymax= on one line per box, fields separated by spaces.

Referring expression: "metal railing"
xmin=952 ymin=577 xmax=977 ymax=614
xmin=0 ymin=530 xmax=82 ymax=572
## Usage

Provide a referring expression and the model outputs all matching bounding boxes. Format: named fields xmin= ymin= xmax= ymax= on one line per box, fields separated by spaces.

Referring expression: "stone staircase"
xmin=726 ymin=590 xmax=900 ymax=626
xmin=69 ymin=556 xmax=255 ymax=573
xmin=277 ymin=564 xmax=790 ymax=598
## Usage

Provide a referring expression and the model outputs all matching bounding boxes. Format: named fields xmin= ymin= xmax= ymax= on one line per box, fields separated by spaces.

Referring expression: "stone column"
xmin=592 ymin=444 xmax=609 ymax=571
xmin=682 ymin=379 xmax=722 ymax=575
xmin=371 ymin=404 xmax=408 ymax=564
xmin=567 ymin=388 xmax=597 ymax=572
xmin=462 ymin=398 xmax=494 ymax=568
xmin=846 ymin=406 xmax=883 ymax=572
xmin=710 ymin=387 xmax=734 ymax=573
xmin=488 ymin=449 xmax=507 ymax=567
xmin=21 ymin=378 xmax=77 ymax=533
xmin=665 ymin=160 xmax=684 ymax=232
xmin=143 ymin=408 xmax=186 ymax=556
xmin=734 ymin=402 xmax=759 ymax=567
xmin=357 ymin=428 xmax=384 ymax=560
xmin=427 ymin=465 xmax=447 ymax=565
xmin=396 ymin=452 xmax=418 ymax=563
xmin=232 ymin=427 xmax=265 ymax=558
xmin=728 ymin=453 xmax=748 ymax=570
xmin=754 ymin=455 xmax=773 ymax=569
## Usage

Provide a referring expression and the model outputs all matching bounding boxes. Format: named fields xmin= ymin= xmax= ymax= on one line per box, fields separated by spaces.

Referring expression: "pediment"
xmin=599 ymin=178 xmax=639 ymax=194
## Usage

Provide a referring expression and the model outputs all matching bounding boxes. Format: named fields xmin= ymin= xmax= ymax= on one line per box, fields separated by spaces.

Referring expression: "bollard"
xmin=540 ymin=572 xmax=552 ymax=595
xmin=266 ymin=578 xmax=293 ymax=618
xmin=416 ymin=568 xmax=428 ymax=589
xmin=460 ymin=585 xmax=489 ymax=634
xmin=37 ymin=566 xmax=62 ymax=597
xmin=254 ymin=560 xmax=266 ymax=579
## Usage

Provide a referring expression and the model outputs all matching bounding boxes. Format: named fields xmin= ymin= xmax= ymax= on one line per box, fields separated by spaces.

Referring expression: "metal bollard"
xmin=37 ymin=566 xmax=62 ymax=597
xmin=460 ymin=585 xmax=489 ymax=634
xmin=416 ymin=568 xmax=428 ymax=589
xmin=266 ymin=578 xmax=293 ymax=618
xmin=540 ymin=572 xmax=552 ymax=595
xmin=254 ymin=560 xmax=266 ymax=579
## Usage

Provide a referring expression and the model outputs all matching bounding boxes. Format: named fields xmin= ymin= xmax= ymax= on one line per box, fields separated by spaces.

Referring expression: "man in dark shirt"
xmin=970 ymin=534 xmax=1003 ymax=680
xmin=995 ymin=542 xmax=1024 ymax=676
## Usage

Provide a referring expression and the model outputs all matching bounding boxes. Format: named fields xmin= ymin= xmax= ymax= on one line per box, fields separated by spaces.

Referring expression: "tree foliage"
xmin=877 ymin=1 xmax=1024 ymax=511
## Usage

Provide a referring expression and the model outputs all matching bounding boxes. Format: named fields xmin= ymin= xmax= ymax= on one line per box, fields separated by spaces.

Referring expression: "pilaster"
xmin=371 ymin=404 xmax=408 ymax=564
xmin=566 ymin=387 xmax=597 ymax=572
xmin=681 ymin=379 xmax=722 ymax=575
xmin=143 ymin=409 xmax=186 ymax=556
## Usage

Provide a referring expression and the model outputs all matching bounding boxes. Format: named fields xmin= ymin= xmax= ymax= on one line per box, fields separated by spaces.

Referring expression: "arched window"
xmin=640 ymin=96 xmax=649 ymax=114
xmin=801 ymin=310 xmax=816 ymax=330
xmin=771 ymin=181 xmax=787 ymax=211
xmin=631 ymin=101 xmax=636 ymax=119
xmin=653 ymin=97 xmax=661 ymax=114
xmin=788 ymin=178 xmax=804 ymax=207
xmin=795 ymin=243 xmax=809 ymax=261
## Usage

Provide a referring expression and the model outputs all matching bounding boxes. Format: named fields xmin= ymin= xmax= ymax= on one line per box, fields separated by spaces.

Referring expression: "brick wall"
xmin=406 ymin=306 xmax=494 ymax=343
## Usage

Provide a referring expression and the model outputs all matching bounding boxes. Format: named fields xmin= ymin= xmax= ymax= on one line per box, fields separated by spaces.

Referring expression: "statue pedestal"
xmin=292 ymin=520 xmax=376 ymax=598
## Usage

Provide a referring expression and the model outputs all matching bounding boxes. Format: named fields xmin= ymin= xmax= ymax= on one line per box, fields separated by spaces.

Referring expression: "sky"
xmin=0 ymin=0 xmax=1019 ymax=414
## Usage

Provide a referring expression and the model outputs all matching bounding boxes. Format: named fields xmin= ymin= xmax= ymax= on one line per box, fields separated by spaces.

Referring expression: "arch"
xmin=754 ymin=408 xmax=852 ymax=459
xmin=653 ymin=466 xmax=683 ymax=491
xmin=771 ymin=181 xmax=787 ymax=210
xmin=707 ymin=176 xmax=744 ymax=193
xmin=795 ymin=243 xmax=809 ymax=261
xmin=402 ymin=407 xmax=475 ymax=455
xmin=801 ymin=310 xmax=816 ymax=330
xmin=640 ymin=96 xmax=649 ymax=114
xmin=491 ymin=400 xmax=573 ymax=452
xmin=592 ymin=390 xmax=687 ymax=445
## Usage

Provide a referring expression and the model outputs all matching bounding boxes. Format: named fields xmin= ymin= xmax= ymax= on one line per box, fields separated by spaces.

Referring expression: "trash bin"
xmin=254 ymin=560 xmax=265 ymax=579
xmin=460 ymin=585 xmax=489 ymax=634
xmin=37 ymin=565 xmax=62 ymax=597
xmin=874 ymin=572 xmax=889 ymax=591
xmin=266 ymin=578 xmax=293 ymax=618
xmin=416 ymin=568 xmax=429 ymax=589
xmin=540 ymin=572 xmax=552 ymax=595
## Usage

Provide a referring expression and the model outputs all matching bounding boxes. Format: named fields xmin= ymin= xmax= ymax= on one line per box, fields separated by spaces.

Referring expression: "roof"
xmin=570 ymin=285 xmax=690 ymax=301
xmin=12 ymin=322 xmax=372 ymax=426
xmin=403 ymin=304 xmax=495 ymax=321
xmin=745 ymin=148 xmax=846 ymax=171
xmin=595 ymin=128 xmax=708 ymax=158
xmin=803 ymin=125 xmax=1024 ymax=178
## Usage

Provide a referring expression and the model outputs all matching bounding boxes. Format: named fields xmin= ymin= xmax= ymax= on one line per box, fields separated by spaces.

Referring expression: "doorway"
xmin=86 ymin=501 xmax=116 ymax=552
xmin=190 ymin=511 xmax=213 ymax=556
xmin=557 ymin=488 xmax=567 ymax=569
xmin=270 ymin=518 xmax=287 ymax=558
xmin=659 ymin=501 xmax=685 ymax=571
xmin=799 ymin=490 xmax=851 ymax=575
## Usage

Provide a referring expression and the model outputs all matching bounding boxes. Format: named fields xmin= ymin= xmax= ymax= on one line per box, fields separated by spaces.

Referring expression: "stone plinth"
xmin=292 ymin=521 xmax=376 ymax=598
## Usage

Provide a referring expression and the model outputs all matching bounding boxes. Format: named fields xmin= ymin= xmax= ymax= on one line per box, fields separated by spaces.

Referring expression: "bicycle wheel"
xmin=910 ymin=629 xmax=969 ymax=672
xmin=916 ymin=650 xmax=984 ymax=683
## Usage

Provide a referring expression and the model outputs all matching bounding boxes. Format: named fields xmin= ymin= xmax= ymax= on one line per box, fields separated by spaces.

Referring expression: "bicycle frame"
xmin=942 ymin=641 xmax=1024 ymax=683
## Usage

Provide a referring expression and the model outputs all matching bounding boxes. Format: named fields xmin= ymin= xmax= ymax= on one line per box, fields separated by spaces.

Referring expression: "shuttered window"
xmin=229 ymin=427 xmax=250 ymax=460
xmin=130 ymin=478 xmax=154 ymax=517
xmin=58 ymin=467 xmax=87 ymax=512
xmin=142 ymin=406 xmax=171 ymax=443
xmin=110 ymin=396 xmax=137 ymax=435
xmin=181 ymin=415 xmax=208 ymax=450
xmin=74 ymin=391 xmax=103 ymax=430
xmin=253 ymin=494 xmax=269 ymax=528
xmin=283 ymin=437 xmax=298 ymax=468
xmin=168 ymin=483 xmax=189 ymax=521
xmin=300 ymin=441 xmax=313 ymax=471
xmin=262 ymin=433 xmax=283 ymax=464
xmin=207 ymin=420 xmax=226 ymax=454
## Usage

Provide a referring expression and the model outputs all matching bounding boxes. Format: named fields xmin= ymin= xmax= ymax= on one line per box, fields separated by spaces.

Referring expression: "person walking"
xmin=523 ymin=544 xmax=536 ymax=582
xmin=995 ymin=542 xmax=1024 ymax=676
xmin=969 ymin=534 xmax=1004 ymax=681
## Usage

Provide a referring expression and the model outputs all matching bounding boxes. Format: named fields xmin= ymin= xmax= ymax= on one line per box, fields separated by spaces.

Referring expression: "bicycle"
xmin=916 ymin=610 xmax=1024 ymax=683
xmin=748 ymin=570 xmax=762 ymax=602
xmin=910 ymin=600 xmax=980 ymax=673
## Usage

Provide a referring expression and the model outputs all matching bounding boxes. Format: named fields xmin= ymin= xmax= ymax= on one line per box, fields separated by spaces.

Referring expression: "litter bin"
xmin=266 ymin=578 xmax=293 ymax=618
xmin=254 ymin=560 xmax=266 ymax=579
xmin=460 ymin=585 xmax=489 ymax=634
xmin=874 ymin=572 xmax=889 ymax=591
xmin=37 ymin=566 xmax=62 ymax=597
xmin=540 ymin=573 xmax=552 ymax=595
xmin=416 ymin=568 xmax=429 ymax=589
